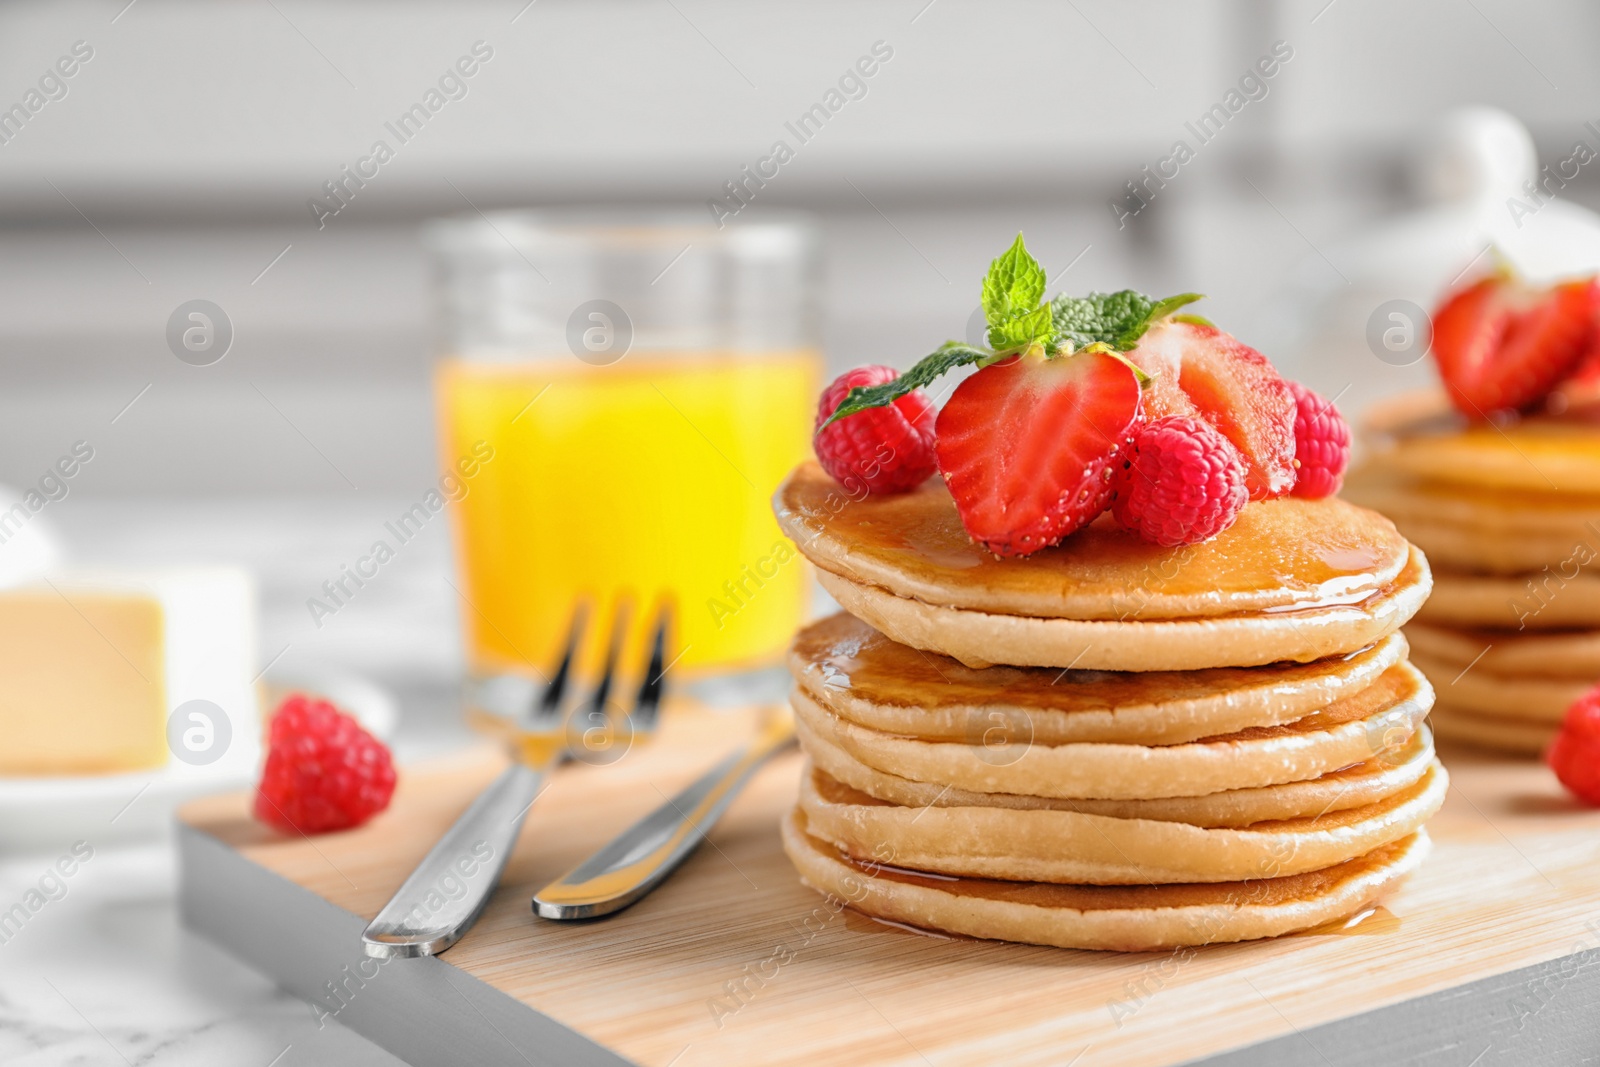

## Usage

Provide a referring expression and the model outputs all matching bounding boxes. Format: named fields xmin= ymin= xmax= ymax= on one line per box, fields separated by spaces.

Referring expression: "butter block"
xmin=0 ymin=568 xmax=257 ymax=776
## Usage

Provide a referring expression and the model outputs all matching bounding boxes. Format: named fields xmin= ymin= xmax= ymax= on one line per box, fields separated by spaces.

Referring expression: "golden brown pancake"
xmin=775 ymin=462 xmax=1412 ymax=621
xmin=800 ymin=717 xmax=1440 ymax=829
xmin=774 ymin=463 xmax=1429 ymax=670
xmin=791 ymin=612 xmax=1410 ymax=746
xmin=789 ymin=661 xmax=1432 ymax=800
xmin=1430 ymin=704 xmax=1555 ymax=756
xmin=1418 ymin=568 xmax=1600 ymax=631
xmin=1368 ymin=519 xmax=1588 ymax=576
xmin=1406 ymin=621 xmax=1600 ymax=680
xmin=798 ymin=761 xmax=1446 ymax=885
xmin=1409 ymin=651 xmax=1588 ymax=723
xmin=1362 ymin=390 xmax=1600 ymax=495
xmin=782 ymin=808 xmax=1430 ymax=951
xmin=1344 ymin=464 xmax=1600 ymax=575
xmin=817 ymin=555 xmax=1430 ymax=672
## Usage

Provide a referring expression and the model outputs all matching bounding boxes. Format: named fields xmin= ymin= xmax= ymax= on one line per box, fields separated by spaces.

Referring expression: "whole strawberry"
xmin=813 ymin=365 xmax=937 ymax=495
xmin=1287 ymin=381 xmax=1351 ymax=499
xmin=255 ymin=694 xmax=396 ymax=835
xmin=1547 ymin=684 xmax=1600 ymax=806
xmin=1111 ymin=415 xmax=1249 ymax=547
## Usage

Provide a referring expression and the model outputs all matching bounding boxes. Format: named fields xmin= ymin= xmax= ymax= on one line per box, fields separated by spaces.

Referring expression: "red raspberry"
xmin=813 ymin=365 xmax=937 ymax=495
xmin=254 ymin=694 xmax=396 ymax=834
xmin=1547 ymin=684 xmax=1600 ymax=805
xmin=1111 ymin=415 xmax=1249 ymax=547
xmin=1287 ymin=381 xmax=1351 ymax=499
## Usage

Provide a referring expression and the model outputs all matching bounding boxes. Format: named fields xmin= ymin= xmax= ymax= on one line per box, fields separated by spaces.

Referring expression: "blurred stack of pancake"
xmin=772 ymin=462 xmax=1446 ymax=951
xmin=1346 ymin=392 xmax=1600 ymax=754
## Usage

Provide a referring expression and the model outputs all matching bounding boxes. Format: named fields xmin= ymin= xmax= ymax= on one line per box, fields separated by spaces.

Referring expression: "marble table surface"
xmin=1 ymin=496 xmax=466 ymax=1067
xmin=0 ymin=841 xmax=407 ymax=1067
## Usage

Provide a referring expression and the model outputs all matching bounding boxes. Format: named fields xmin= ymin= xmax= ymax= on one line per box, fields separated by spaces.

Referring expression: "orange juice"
xmin=437 ymin=350 xmax=821 ymax=678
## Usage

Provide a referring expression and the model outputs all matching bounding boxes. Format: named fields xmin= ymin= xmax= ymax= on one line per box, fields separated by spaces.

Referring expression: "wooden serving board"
xmin=178 ymin=704 xmax=1600 ymax=1067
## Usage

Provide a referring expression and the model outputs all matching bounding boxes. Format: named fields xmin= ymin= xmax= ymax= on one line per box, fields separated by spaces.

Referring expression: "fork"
xmin=360 ymin=603 xmax=669 ymax=959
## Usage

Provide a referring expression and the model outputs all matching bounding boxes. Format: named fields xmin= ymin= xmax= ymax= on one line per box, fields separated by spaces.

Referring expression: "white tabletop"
xmin=1 ymin=495 xmax=465 ymax=1066
xmin=0 ymin=841 xmax=405 ymax=1066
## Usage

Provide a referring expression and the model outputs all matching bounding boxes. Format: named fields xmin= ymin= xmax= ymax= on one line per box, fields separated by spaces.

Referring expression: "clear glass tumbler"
xmin=427 ymin=210 xmax=821 ymax=720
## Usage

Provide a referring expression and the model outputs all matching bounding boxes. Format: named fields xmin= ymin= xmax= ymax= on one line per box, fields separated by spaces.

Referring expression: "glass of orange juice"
xmin=426 ymin=211 xmax=821 ymax=714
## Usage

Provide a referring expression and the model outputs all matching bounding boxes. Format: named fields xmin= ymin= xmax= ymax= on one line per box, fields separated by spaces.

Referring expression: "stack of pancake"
xmin=772 ymin=462 xmax=1446 ymax=951
xmin=1346 ymin=392 xmax=1600 ymax=755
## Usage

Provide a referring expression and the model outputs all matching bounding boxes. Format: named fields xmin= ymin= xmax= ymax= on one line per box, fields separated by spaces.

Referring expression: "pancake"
xmin=1406 ymin=621 xmax=1600 ymax=681
xmin=790 ymin=662 xmax=1433 ymax=801
xmin=1354 ymin=516 xmax=1594 ymax=577
xmin=1409 ymin=651 xmax=1588 ymax=723
xmin=817 ymin=552 xmax=1430 ymax=671
xmin=1429 ymin=704 xmax=1554 ymax=756
xmin=791 ymin=612 xmax=1410 ymax=747
xmin=799 ymin=717 xmax=1440 ymax=829
xmin=775 ymin=462 xmax=1412 ymax=622
xmin=1346 ymin=465 xmax=1600 ymax=537
xmin=798 ymin=762 xmax=1447 ymax=885
xmin=1361 ymin=390 xmax=1600 ymax=495
xmin=1419 ymin=569 xmax=1600 ymax=631
xmin=782 ymin=809 xmax=1430 ymax=951
xmin=1344 ymin=465 xmax=1600 ymax=575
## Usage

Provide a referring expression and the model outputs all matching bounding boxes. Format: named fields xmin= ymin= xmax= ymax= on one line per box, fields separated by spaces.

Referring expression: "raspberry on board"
xmin=813 ymin=365 xmax=937 ymax=495
xmin=1111 ymin=415 xmax=1249 ymax=547
xmin=1287 ymin=381 xmax=1352 ymax=499
xmin=254 ymin=693 xmax=397 ymax=834
xmin=1547 ymin=684 xmax=1600 ymax=806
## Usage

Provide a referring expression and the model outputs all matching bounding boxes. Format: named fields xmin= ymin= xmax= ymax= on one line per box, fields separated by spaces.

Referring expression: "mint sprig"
xmin=1050 ymin=290 xmax=1203 ymax=352
xmin=823 ymin=341 xmax=993 ymax=425
xmin=819 ymin=233 xmax=1204 ymax=429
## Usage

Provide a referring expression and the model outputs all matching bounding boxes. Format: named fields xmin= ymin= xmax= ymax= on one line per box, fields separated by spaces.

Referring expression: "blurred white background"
xmin=3 ymin=0 xmax=1599 ymax=497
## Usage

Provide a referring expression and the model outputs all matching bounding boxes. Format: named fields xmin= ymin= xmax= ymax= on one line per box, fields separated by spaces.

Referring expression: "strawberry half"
xmin=1127 ymin=320 xmax=1296 ymax=499
xmin=1553 ymin=330 xmax=1600 ymax=414
xmin=935 ymin=349 xmax=1143 ymax=557
xmin=1431 ymin=274 xmax=1600 ymax=417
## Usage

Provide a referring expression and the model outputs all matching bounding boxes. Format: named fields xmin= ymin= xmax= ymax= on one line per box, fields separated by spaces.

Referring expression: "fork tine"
xmin=630 ymin=601 xmax=672 ymax=730
xmin=580 ymin=600 xmax=629 ymax=726
xmin=534 ymin=601 xmax=586 ymax=722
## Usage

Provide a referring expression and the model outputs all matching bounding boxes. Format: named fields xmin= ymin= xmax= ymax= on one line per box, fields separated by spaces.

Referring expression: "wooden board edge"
xmin=176 ymin=821 xmax=635 ymax=1067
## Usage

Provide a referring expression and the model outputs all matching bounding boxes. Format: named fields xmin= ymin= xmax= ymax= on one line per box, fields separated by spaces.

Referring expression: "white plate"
xmin=0 ymin=669 xmax=398 ymax=849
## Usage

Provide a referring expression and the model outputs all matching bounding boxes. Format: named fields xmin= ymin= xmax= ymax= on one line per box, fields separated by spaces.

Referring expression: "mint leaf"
xmin=986 ymin=304 xmax=1053 ymax=353
xmin=1143 ymin=292 xmax=1207 ymax=331
xmin=1049 ymin=290 xmax=1203 ymax=352
xmin=981 ymin=234 xmax=1047 ymax=334
xmin=822 ymin=342 xmax=995 ymax=428
xmin=979 ymin=234 xmax=1054 ymax=352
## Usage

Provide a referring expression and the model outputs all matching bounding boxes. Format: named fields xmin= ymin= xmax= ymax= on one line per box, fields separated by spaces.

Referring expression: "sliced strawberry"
xmin=1431 ymin=274 xmax=1600 ymax=417
xmin=1127 ymin=320 xmax=1296 ymax=499
xmin=1123 ymin=324 xmax=1200 ymax=422
xmin=935 ymin=349 xmax=1142 ymax=557
xmin=1552 ymin=330 xmax=1600 ymax=414
xmin=1571 ymin=340 xmax=1600 ymax=385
